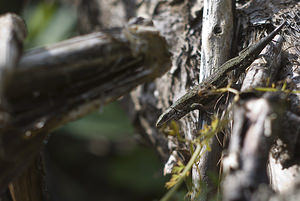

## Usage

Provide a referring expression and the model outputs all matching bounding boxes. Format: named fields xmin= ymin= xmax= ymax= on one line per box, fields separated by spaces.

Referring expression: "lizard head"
xmin=156 ymin=105 xmax=194 ymax=128
xmin=156 ymin=107 xmax=177 ymax=128
xmin=156 ymin=89 xmax=203 ymax=127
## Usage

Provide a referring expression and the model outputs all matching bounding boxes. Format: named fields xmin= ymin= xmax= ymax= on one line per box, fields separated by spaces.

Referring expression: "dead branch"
xmin=222 ymin=28 xmax=285 ymax=201
xmin=192 ymin=0 xmax=234 ymax=199
xmin=223 ymin=91 xmax=287 ymax=201
xmin=0 ymin=16 xmax=171 ymax=191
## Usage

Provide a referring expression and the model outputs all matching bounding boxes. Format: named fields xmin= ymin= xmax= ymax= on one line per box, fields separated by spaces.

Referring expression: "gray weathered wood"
xmin=222 ymin=28 xmax=284 ymax=201
xmin=192 ymin=0 xmax=233 ymax=199
xmin=241 ymin=35 xmax=283 ymax=90
xmin=223 ymin=92 xmax=287 ymax=201
xmin=199 ymin=0 xmax=233 ymax=82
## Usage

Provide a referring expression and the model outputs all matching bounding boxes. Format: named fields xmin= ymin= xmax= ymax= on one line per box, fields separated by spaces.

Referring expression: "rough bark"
xmin=74 ymin=0 xmax=300 ymax=200
xmin=216 ymin=1 xmax=300 ymax=200
xmin=223 ymin=92 xmax=287 ymax=201
xmin=193 ymin=0 xmax=233 ymax=199
xmin=222 ymin=33 xmax=284 ymax=201
xmin=2 ymin=0 xmax=300 ymax=200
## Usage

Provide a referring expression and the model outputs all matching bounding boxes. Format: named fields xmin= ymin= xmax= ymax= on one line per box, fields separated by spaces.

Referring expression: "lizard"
xmin=156 ymin=21 xmax=286 ymax=127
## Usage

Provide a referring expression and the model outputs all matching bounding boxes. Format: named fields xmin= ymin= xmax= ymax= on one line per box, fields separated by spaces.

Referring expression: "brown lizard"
xmin=156 ymin=21 xmax=286 ymax=127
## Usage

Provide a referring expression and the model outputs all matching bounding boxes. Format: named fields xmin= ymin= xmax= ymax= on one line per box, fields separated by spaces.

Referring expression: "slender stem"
xmin=160 ymin=144 xmax=202 ymax=201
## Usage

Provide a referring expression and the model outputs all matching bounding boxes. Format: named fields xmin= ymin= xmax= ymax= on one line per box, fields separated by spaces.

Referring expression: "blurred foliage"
xmin=108 ymin=146 xmax=165 ymax=192
xmin=19 ymin=1 xmax=170 ymax=201
xmin=22 ymin=0 xmax=77 ymax=48
xmin=46 ymin=130 xmax=169 ymax=201
xmin=59 ymin=103 xmax=134 ymax=140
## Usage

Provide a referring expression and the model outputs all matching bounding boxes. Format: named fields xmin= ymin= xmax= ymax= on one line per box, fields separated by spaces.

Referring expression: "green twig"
xmin=160 ymin=144 xmax=202 ymax=201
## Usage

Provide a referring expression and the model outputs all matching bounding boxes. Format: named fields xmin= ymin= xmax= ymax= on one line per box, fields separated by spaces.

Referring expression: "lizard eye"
xmin=173 ymin=108 xmax=182 ymax=116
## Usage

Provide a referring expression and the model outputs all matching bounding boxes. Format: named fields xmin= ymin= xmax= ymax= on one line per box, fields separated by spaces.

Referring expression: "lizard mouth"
xmin=156 ymin=106 xmax=189 ymax=127
xmin=156 ymin=107 xmax=177 ymax=127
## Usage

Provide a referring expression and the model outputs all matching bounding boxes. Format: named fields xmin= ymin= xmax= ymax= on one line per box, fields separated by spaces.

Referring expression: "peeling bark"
xmin=222 ymin=33 xmax=285 ymax=201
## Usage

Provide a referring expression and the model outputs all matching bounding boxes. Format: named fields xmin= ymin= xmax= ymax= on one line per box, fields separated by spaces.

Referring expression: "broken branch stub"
xmin=0 ymin=18 xmax=171 ymax=191
xmin=223 ymin=92 xmax=287 ymax=201
xmin=222 ymin=25 xmax=285 ymax=201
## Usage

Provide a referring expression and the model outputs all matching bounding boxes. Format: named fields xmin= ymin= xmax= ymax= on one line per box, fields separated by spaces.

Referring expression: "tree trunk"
xmin=75 ymin=0 xmax=300 ymax=200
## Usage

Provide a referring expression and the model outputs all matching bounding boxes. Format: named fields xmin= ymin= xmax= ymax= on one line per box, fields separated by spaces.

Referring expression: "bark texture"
xmin=74 ymin=0 xmax=300 ymax=200
xmin=222 ymin=34 xmax=285 ymax=201
xmin=194 ymin=0 xmax=233 ymax=199
xmin=1 ymin=0 xmax=300 ymax=200
xmin=0 ymin=12 xmax=171 ymax=193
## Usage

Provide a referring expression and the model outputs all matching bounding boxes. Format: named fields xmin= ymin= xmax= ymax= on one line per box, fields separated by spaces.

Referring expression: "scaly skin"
xmin=156 ymin=21 xmax=286 ymax=127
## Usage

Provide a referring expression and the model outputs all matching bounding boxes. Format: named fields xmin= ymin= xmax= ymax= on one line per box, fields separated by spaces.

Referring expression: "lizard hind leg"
xmin=190 ymin=103 xmax=205 ymax=111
